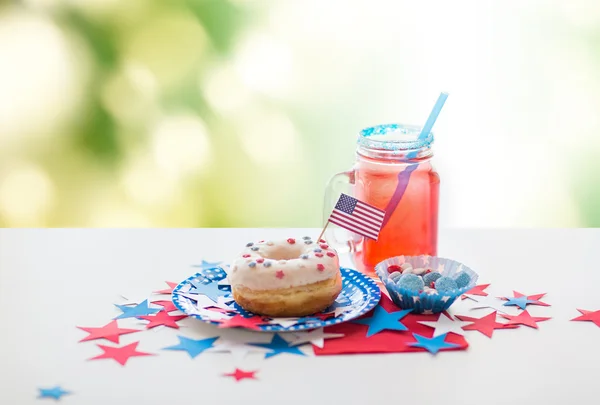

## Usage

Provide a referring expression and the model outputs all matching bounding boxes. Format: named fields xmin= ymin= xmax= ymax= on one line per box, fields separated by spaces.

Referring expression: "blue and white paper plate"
xmin=172 ymin=266 xmax=381 ymax=332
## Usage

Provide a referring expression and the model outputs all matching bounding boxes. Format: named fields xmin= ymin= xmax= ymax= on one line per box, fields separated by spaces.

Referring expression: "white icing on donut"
xmin=229 ymin=238 xmax=340 ymax=291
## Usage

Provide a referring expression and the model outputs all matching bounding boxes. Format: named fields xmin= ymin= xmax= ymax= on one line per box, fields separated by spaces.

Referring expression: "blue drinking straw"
xmin=381 ymin=92 xmax=449 ymax=227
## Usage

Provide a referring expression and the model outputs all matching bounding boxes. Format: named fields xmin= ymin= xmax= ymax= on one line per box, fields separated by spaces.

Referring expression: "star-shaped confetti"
xmin=456 ymin=312 xmax=517 ymax=338
xmin=38 ymin=386 xmax=71 ymax=401
xmin=114 ymin=300 xmax=160 ymax=320
xmin=223 ymin=369 xmax=258 ymax=382
xmin=208 ymin=336 xmax=272 ymax=360
xmin=408 ymin=333 xmax=460 ymax=354
xmin=151 ymin=300 xmax=179 ymax=313
xmin=153 ymin=281 xmax=178 ymax=295
xmin=250 ymin=334 xmax=307 ymax=359
xmin=192 ymin=260 xmax=222 ymax=270
xmin=77 ymin=320 xmax=140 ymax=344
xmin=218 ymin=315 xmax=269 ymax=331
xmin=118 ymin=289 xmax=155 ymax=306
xmin=571 ymin=309 xmax=600 ymax=328
xmin=499 ymin=310 xmax=551 ymax=329
xmin=352 ymin=306 xmax=412 ymax=337
xmin=186 ymin=279 xmax=225 ymax=302
xmin=267 ymin=317 xmax=299 ymax=328
xmin=286 ymin=328 xmax=345 ymax=348
xmin=501 ymin=291 xmax=550 ymax=310
xmin=138 ymin=310 xmax=187 ymax=329
xmin=417 ymin=313 xmax=471 ymax=337
xmin=467 ymin=295 xmax=510 ymax=313
xmin=461 ymin=283 xmax=490 ymax=300
xmin=163 ymin=336 xmax=219 ymax=359
xmin=89 ymin=341 xmax=153 ymax=366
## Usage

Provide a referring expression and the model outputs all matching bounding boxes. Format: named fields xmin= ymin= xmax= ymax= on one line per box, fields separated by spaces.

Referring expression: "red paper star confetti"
xmin=499 ymin=310 xmax=551 ymax=329
xmin=223 ymin=368 xmax=258 ymax=382
xmin=571 ymin=309 xmax=600 ymax=328
xmin=461 ymin=283 xmax=491 ymax=300
xmin=217 ymin=315 xmax=269 ymax=331
xmin=151 ymin=300 xmax=178 ymax=313
xmin=77 ymin=320 xmax=140 ymax=344
xmin=89 ymin=342 xmax=153 ymax=366
xmin=313 ymin=295 xmax=468 ymax=355
xmin=138 ymin=310 xmax=187 ymax=329
xmin=455 ymin=312 xmax=518 ymax=338
xmin=153 ymin=281 xmax=178 ymax=295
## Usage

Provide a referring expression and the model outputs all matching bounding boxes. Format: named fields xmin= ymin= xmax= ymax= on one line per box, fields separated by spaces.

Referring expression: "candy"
xmin=317 ymin=264 xmax=325 ymax=271
xmin=304 ymin=240 xmax=313 ymax=244
xmin=300 ymin=254 xmax=309 ymax=259
xmin=256 ymin=258 xmax=264 ymax=264
xmin=389 ymin=271 xmax=403 ymax=282
xmin=287 ymin=238 xmax=296 ymax=244
xmin=454 ymin=272 xmax=471 ymax=289
xmin=302 ymin=236 xmax=311 ymax=240
xmin=276 ymin=270 xmax=285 ymax=279
xmin=248 ymin=262 xmax=256 ymax=268
xmin=242 ymin=254 xmax=250 ymax=258
xmin=326 ymin=252 xmax=336 ymax=257
xmin=423 ymin=272 xmax=442 ymax=287
xmin=250 ymin=246 xmax=259 ymax=251
xmin=400 ymin=263 xmax=414 ymax=273
xmin=412 ymin=267 xmax=427 ymax=275
xmin=320 ymin=244 xmax=329 ymax=249
xmin=396 ymin=274 xmax=424 ymax=292
xmin=387 ymin=265 xmax=402 ymax=273
xmin=263 ymin=261 xmax=272 ymax=267
xmin=435 ymin=276 xmax=458 ymax=292
xmin=314 ymin=248 xmax=322 ymax=253
xmin=319 ymin=239 xmax=326 ymax=243
xmin=315 ymin=253 xmax=324 ymax=258
xmin=246 ymin=242 xmax=254 ymax=247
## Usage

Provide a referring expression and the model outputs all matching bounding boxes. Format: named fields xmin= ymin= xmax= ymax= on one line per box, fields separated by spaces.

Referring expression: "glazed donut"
xmin=229 ymin=237 xmax=342 ymax=317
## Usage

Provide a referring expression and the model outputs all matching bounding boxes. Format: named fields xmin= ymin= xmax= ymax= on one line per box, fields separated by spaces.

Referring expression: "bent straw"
xmin=381 ymin=92 xmax=448 ymax=227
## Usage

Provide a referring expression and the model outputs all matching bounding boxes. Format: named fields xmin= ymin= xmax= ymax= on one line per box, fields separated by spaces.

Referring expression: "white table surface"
xmin=0 ymin=229 xmax=599 ymax=405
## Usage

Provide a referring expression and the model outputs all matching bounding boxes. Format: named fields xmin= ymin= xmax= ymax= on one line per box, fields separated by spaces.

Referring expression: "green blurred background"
xmin=1 ymin=0 xmax=599 ymax=227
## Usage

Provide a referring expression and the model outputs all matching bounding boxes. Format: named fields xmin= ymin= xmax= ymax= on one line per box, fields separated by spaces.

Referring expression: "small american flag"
xmin=327 ymin=193 xmax=385 ymax=241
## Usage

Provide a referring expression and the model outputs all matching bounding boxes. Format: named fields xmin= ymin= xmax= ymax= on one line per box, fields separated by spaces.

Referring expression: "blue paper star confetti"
xmin=162 ymin=336 xmax=219 ymax=359
xmin=192 ymin=260 xmax=222 ymax=271
xmin=38 ymin=386 xmax=70 ymax=401
xmin=352 ymin=306 xmax=412 ymax=337
xmin=188 ymin=279 xmax=226 ymax=302
xmin=408 ymin=333 xmax=460 ymax=354
xmin=503 ymin=296 xmax=536 ymax=310
xmin=114 ymin=300 xmax=160 ymax=320
xmin=250 ymin=334 xmax=307 ymax=359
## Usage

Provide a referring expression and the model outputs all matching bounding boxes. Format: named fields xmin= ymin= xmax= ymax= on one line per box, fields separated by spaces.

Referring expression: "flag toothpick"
xmin=321 ymin=194 xmax=385 ymax=242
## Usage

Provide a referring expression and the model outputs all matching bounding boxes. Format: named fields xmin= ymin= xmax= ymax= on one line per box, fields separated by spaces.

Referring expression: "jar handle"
xmin=322 ymin=169 xmax=360 ymax=254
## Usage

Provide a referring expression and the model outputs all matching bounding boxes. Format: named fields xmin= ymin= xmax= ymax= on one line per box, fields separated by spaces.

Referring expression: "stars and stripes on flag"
xmin=327 ymin=193 xmax=385 ymax=240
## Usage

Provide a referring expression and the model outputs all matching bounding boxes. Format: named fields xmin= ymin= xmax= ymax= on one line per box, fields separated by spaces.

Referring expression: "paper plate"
xmin=172 ymin=266 xmax=381 ymax=332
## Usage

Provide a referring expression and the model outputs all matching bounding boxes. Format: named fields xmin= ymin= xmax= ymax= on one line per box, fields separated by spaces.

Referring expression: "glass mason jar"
xmin=323 ymin=123 xmax=440 ymax=274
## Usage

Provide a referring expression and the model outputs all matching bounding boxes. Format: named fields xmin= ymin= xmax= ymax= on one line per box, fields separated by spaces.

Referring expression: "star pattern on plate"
xmin=455 ymin=311 xmax=518 ymax=338
xmin=466 ymin=295 xmax=510 ymax=313
xmin=286 ymin=328 xmax=345 ymax=348
xmin=352 ymin=306 xmax=412 ymax=337
xmin=89 ymin=341 xmax=153 ymax=366
xmin=138 ymin=310 xmax=187 ymax=329
xmin=249 ymin=334 xmax=307 ymax=359
xmin=571 ymin=309 xmax=600 ymax=328
xmin=186 ymin=279 xmax=226 ymax=302
xmin=218 ymin=315 xmax=269 ymax=331
xmin=114 ymin=300 xmax=161 ymax=320
xmin=162 ymin=336 xmax=219 ymax=359
xmin=461 ymin=283 xmax=490 ymax=300
xmin=417 ymin=313 xmax=471 ymax=337
xmin=499 ymin=310 xmax=551 ymax=329
xmin=77 ymin=320 xmax=140 ymax=344
xmin=408 ymin=333 xmax=460 ymax=354
xmin=323 ymin=295 xmax=354 ymax=317
xmin=267 ymin=317 xmax=299 ymax=328
xmin=38 ymin=386 xmax=71 ymax=401
xmin=501 ymin=291 xmax=550 ymax=310
xmin=153 ymin=281 xmax=178 ymax=295
xmin=223 ymin=369 xmax=258 ymax=382
xmin=192 ymin=260 xmax=223 ymax=270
